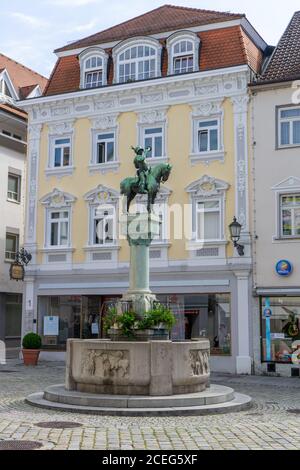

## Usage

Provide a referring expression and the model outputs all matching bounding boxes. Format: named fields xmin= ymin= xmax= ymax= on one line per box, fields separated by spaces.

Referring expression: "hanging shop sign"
xmin=276 ymin=260 xmax=293 ymax=277
xmin=9 ymin=262 xmax=25 ymax=281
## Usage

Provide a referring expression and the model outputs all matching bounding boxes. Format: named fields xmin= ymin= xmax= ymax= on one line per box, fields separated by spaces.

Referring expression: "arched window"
xmin=79 ymin=48 xmax=108 ymax=89
xmin=167 ymin=31 xmax=200 ymax=76
xmin=113 ymin=38 xmax=162 ymax=84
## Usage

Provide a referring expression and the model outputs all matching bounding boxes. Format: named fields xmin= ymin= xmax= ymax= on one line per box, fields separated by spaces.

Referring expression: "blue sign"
xmin=276 ymin=260 xmax=293 ymax=277
xmin=263 ymin=308 xmax=272 ymax=318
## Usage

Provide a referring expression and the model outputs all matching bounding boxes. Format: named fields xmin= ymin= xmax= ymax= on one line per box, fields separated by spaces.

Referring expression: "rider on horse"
xmin=132 ymin=146 xmax=151 ymax=194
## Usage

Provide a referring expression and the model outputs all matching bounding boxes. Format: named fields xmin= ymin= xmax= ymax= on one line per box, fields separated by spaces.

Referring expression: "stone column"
xmin=235 ymin=270 xmax=252 ymax=374
xmin=121 ymin=213 xmax=160 ymax=316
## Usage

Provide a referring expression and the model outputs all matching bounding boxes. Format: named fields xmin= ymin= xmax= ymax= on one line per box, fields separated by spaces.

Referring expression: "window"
xmin=197 ymin=120 xmax=219 ymax=153
xmin=143 ymin=127 xmax=163 ymax=158
xmin=92 ymin=206 xmax=115 ymax=245
xmin=96 ymin=133 xmax=115 ymax=164
xmin=84 ymin=56 xmax=103 ymax=88
xmin=278 ymin=107 xmax=300 ymax=147
xmin=52 ymin=138 xmax=71 ymax=168
xmin=280 ymin=194 xmax=300 ymax=237
xmin=7 ymin=173 xmax=21 ymax=202
xmin=173 ymin=40 xmax=194 ymax=74
xmin=5 ymin=232 xmax=19 ymax=261
xmin=196 ymin=200 xmax=221 ymax=241
xmin=118 ymin=45 xmax=157 ymax=83
xmin=49 ymin=211 xmax=69 ymax=247
xmin=261 ymin=297 xmax=300 ymax=363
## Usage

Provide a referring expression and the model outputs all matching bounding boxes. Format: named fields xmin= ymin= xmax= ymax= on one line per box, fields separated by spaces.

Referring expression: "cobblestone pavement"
xmin=0 ymin=360 xmax=300 ymax=450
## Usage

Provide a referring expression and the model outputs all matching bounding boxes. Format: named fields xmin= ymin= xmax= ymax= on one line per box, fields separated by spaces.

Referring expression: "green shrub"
xmin=103 ymin=307 xmax=118 ymax=333
xmin=22 ymin=332 xmax=42 ymax=350
xmin=117 ymin=311 xmax=136 ymax=337
xmin=138 ymin=304 xmax=176 ymax=331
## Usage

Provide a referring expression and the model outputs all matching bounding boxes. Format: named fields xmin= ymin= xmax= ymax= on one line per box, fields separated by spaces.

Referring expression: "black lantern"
xmin=229 ymin=217 xmax=244 ymax=256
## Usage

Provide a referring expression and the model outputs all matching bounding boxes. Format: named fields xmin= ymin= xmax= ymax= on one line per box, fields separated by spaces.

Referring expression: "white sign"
xmin=44 ymin=316 xmax=59 ymax=336
xmin=91 ymin=323 xmax=99 ymax=335
xmin=271 ymin=333 xmax=285 ymax=340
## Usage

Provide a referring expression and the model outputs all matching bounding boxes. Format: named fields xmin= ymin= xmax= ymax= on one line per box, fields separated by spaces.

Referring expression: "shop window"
xmin=5 ymin=294 xmax=22 ymax=339
xmin=261 ymin=297 xmax=300 ymax=363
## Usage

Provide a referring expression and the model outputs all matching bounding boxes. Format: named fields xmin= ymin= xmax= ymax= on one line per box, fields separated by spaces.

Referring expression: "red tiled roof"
xmin=45 ymin=25 xmax=261 ymax=97
xmin=0 ymin=53 xmax=48 ymax=97
xmin=0 ymin=103 xmax=27 ymax=120
xmin=55 ymin=4 xmax=244 ymax=53
xmin=255 ymin=11 xmax=300 ymax=84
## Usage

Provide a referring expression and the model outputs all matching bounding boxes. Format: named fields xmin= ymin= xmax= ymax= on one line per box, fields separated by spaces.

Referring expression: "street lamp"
xmin=229 ymin=217 xmax=244 ymax=257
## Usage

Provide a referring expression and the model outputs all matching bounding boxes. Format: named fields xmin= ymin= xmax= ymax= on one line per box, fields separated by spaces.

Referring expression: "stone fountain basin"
xmin=66 ymin=339 xmax=210 ymax=396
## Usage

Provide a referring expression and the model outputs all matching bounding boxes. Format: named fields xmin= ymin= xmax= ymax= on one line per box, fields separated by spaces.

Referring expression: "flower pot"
xmin=22 ymin=349 xmax=40 ymax=366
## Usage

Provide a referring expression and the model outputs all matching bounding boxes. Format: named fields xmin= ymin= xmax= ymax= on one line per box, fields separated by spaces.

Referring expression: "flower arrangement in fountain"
xmin=104 ymin=304 xmax=176 ymax=339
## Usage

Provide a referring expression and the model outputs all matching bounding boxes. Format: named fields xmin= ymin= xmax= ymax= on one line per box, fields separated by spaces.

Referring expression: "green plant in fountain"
xmin=103 ymin=307 xmax=118 ymax=333
xmin=138 ymin=304 xmax=176 ymax=331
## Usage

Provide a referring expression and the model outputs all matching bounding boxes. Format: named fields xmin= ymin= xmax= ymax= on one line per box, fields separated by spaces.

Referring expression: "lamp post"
xmin=229 ymin=217 xmax=245 ymax=257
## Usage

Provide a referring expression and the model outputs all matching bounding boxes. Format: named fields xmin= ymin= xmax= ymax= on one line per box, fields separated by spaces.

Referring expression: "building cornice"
xmin=18 ymin=65 xmax=250 ymax=124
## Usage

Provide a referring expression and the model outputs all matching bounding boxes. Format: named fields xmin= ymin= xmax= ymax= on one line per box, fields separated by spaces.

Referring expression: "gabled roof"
xmin=0 ymin=53 xmax=48 ymax=98
xmin=55 ymin=4 xmax=244 ymax=52
xmin=255 ymin=11 xmax=300 ymax=84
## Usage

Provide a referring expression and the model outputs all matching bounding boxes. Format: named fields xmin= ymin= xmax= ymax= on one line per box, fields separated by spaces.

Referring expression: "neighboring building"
xmin=0 ymin=54 xmax=47 ymax=350
xmin=20 ymin=5 xmax=268 ymax=373
xmin=250 ymin=11 xmax=300 ymax=376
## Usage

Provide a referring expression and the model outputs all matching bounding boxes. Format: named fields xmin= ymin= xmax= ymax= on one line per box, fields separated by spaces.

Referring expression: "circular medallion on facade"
xmin=275 ymin=260 xmax=293 ymax=277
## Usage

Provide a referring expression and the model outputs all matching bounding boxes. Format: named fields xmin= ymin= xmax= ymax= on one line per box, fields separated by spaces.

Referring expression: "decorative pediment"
xmin=48 ymin=120 xmax=75 ymax=135
xmin=84 ymin=184 xmax=120 ymax=204
xmin=186 ymin=175 xmax=229 ymax=197
xmin=137 ymin=108 xmax=168 ymax=124
xmin=40 ymin=188 xmax=77 ymax=208
xmin=272 ymin=176 xmax=300 ymax=191
xmin=0 ymin=69 xmax=19 ymax=101
xmin=192 ymin=99 xmax=223 ymax=117
xmin=89 ymin=113 xmax=119 ymax=130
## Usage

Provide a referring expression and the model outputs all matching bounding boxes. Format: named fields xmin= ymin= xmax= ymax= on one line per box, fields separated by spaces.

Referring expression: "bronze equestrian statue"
xmin=120 ymin=146 xmax=172 ymax=213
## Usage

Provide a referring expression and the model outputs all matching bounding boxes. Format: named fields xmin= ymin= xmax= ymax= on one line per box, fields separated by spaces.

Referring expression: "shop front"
xmin=258 ymin=295 xmax=300 ymax=376
xmin=37 ymin=293 xmax=232 ymax=356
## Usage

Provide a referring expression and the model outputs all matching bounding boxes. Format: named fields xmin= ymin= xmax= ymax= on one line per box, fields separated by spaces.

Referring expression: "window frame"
xmin=93 ymin=131 xmax=116 ymax=165
xmin=113 ymin=37 xmax=162 ymax=84
xmin=79 ymin=47 xmax=108 ymax=89
xmin=89 ymin=205 xmax=116 ymax=247
xmin=52 ymin=137 xmax=72 ymax=168
xmin=195 ymin=197 xmax=222 ymax=242
xmin=46 ymin=209 xmax=71 ymax=248
xmin=167 ymin=31 xmax=200 ymax=76
xmin=279 ymin=193 xmax=300 ymax=238
xmin=277 ymin=105 xmax=300 ymax=149
xmin=194 ymin=118 xmax=221 ymax=154
xmin=5 ymin=232 xmax=19 ymax=262
xmin=7 ymin=172 xmax=21 ymax=203
xmin=142 ymin=126 xmax=165 ymax=159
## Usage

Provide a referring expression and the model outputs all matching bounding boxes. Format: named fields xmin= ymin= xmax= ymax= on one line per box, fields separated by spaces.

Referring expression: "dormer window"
xmin=113 ymin=37 xmax=162 ymax=84
xmin=167 ymin=31 xmax=200 ymax=76
xmin=85 ymin=56 xmax=103 ymax=88
xmin=79 ymin=47 xmax=108 ymax=89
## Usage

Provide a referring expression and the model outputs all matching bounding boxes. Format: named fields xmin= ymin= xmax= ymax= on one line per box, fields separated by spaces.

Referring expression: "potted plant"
xmin=22 ymin=332 xmax=42 ymax=366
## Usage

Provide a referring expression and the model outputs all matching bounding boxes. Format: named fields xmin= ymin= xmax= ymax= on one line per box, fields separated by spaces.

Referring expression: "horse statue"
xmin=120 ymin=146 xmax=172 ymax=213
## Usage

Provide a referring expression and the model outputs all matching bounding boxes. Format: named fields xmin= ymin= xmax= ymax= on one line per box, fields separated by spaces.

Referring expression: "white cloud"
xmin=10 ymin=12 xmax=49 ymax=28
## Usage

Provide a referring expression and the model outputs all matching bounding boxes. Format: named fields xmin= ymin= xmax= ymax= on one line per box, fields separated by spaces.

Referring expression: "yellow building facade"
xmin=20 ymin=6 xmax=268 ymax=373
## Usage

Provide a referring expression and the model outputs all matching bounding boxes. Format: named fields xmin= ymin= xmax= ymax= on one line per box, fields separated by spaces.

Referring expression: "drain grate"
xmin=0 ymin=440 xmax=43 ymax=450
xmin=35 ymin=421 xmax=83 ymax=429
xmin=0 ymin=370 xmax=16 ymax=374
xmin=287 ymin=409 xmax=300 ymax=415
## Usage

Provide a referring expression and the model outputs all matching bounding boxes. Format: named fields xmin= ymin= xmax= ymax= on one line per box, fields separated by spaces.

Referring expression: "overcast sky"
xmin=1 ymin=0 xmax=299 ymax=78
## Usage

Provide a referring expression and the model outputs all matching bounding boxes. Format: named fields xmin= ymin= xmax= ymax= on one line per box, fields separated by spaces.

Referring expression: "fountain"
xmin=27 ymin=147 xmax=251 ymax=415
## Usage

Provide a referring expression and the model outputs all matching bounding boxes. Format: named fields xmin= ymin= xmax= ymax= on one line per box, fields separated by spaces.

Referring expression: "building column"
xmin=235 ymin=271 xmax=252 ymax=374
xmin=24 ymin=123 xmax=42 ymax=263
xmin=231 ymin=95 xmax=251 ymax=257
xmin=22 ymin=277 xmax=37 ymax=338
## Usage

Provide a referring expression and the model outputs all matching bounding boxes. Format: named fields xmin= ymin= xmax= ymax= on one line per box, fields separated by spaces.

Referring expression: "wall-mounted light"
xmin=229 ymin=217 xmax=244 ymax=257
